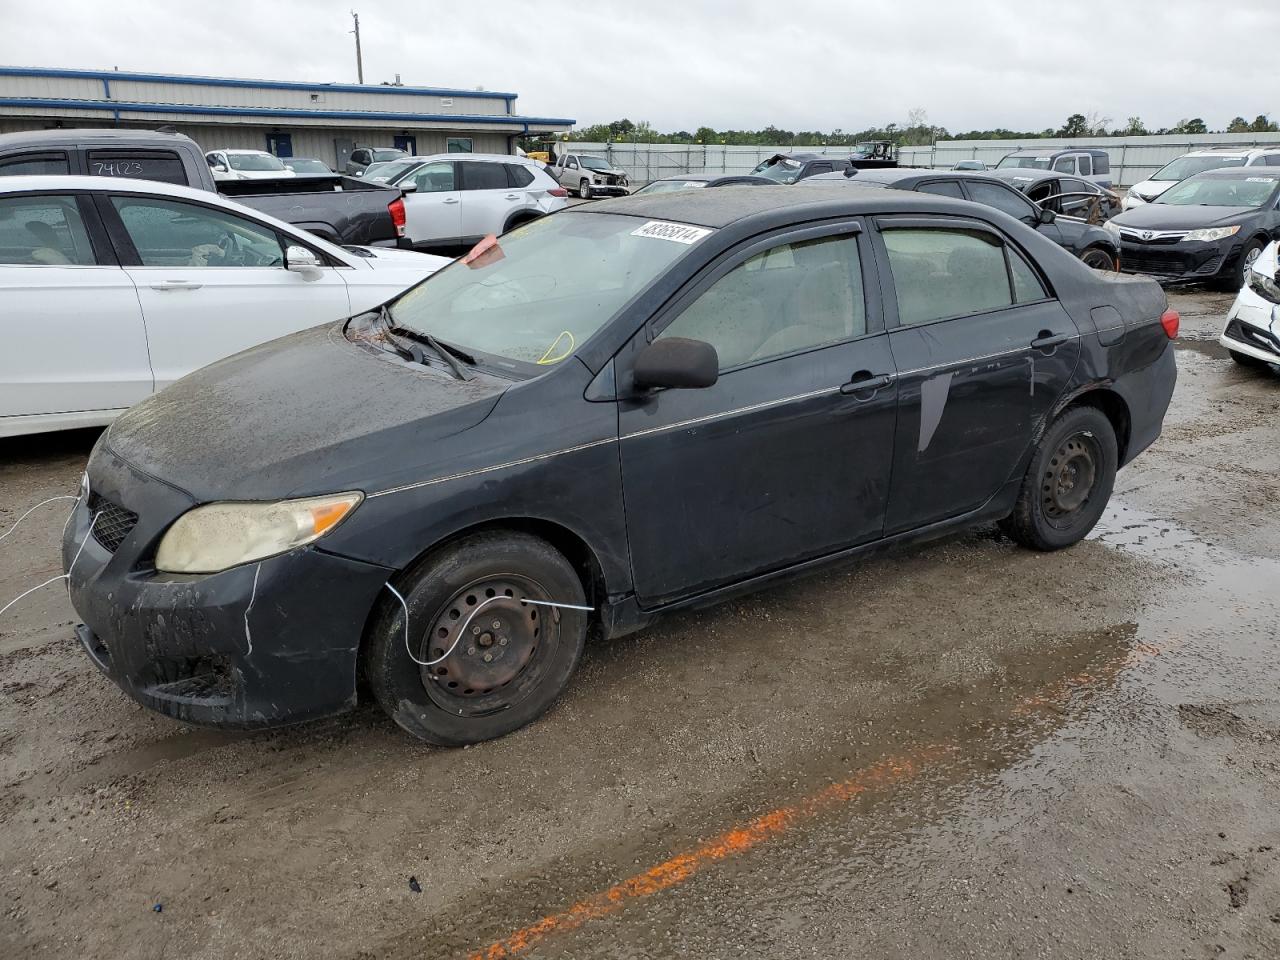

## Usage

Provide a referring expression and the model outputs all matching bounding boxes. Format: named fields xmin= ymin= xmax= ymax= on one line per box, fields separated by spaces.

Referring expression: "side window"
xmin=407 ymin=161 xmax=456 ymax=193
xmin=461 ymin=162 xmax=509 ymax=191
xmin=1008 ymin=248 xmax=1048 ymax=302
xmin=917 ymin=180 xmax=965 ymax=198
xmin=1053 ymin=156 xmax=1075 ymax=173
xmin=807 ymin=162 xmax=833 ymax=175
xmin=1265 ymin=154 xmax=1280 ymax=167
xmin=0 ymin=153 xmax=70 ymax=176
xmin=110 ymin=196 xmax=284 ymax=268
xmin=882 ymin=228 xmax=1012 ymax=325
xmin=965 ymin=181 xmax=1037 ymax=222
xmin=567 ymin=157 xmax=579 ymax=170
xmin=1093 ymin=154 xmax=1110 ymax=175
xmin=506 ymin=164 xmax=535 ymax=188
xmin=352 ymin=149 xmax=369 ymax=164
xmin=1078 ymin=155 xmax=1093 ymax=177
xmin=0 ymin=194 xmax=96 ymax=265
xmin=659 ymin=233 xmax=866 ymax=370
xmin=87 ymin=151 xmax=189 ymax=186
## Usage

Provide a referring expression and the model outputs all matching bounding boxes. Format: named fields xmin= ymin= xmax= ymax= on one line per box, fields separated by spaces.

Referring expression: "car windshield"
xmin=286 ymin=159 xmax=329 ymax=173
xmin=635 ymin=180 xmax=708 ymax=195
xmin=1152 ymin=155 xmax=1247 ymax=182
xmin=752 ymin=157 xmax=804 ymax=183
xmin=228 ymin=153 xmax=286 ymax=172
xmin=579 ymin=157 xmax=611 ymax=171
xmin=997 ymin=155 xmax=1051 ymax=170
xmin=372 ymin=149 xmax=407 ymax=162
xmin=372 ymin=159 xmax=425 ymax=183
xmin=1155 ymin=176 xmax=1279 ymax=208
xmin=389 ymin=212 xmax=710 ymax=370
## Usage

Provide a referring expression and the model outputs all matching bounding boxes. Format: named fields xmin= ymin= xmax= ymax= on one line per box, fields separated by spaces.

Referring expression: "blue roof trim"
xmin=0 ymin=66 xmax=518 ymax=101
xmin=0 ymin=97 xmax=574 ymax=127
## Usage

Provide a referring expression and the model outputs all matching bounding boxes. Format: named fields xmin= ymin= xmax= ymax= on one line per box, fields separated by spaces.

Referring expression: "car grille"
xmin=1225 ymin=318 xmax=1280 ymax=357
xmin=88 ymin=494 xmax=138 ymax=552
xmin=1117 ymin=228 xmax=1187 ymax=245
xmin=1122 ymin=253 xmax=1184 ymax=275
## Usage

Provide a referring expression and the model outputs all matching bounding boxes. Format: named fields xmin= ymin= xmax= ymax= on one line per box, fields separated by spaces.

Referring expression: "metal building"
xmin=0 ymin=66 xmax=574 ymax=168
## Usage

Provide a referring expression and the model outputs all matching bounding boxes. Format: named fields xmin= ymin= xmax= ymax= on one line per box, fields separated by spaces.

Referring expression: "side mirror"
xmin=284 ymin=245 xmax=322 ymax=278
xmin=1038 ymin=207 xmax=1057 ymax=224
xmin=213 ymin=163 xmax=228 ymax=173
xmin=633 ymin=338 xmax=719 ymax=390
xmin=398 ymin=181 xmax=418 ymax=194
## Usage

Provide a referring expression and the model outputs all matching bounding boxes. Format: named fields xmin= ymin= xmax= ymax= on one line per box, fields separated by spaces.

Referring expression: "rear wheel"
xmin=363 ymin=531 xmax=588 ymax=746
xmin=999 ymin=406 xmax=1118 ymax=551
xmin=1080 ymin=246 xmax=1117 ymax=271
xmin=577 ymin=179 xmax=592 ymax=199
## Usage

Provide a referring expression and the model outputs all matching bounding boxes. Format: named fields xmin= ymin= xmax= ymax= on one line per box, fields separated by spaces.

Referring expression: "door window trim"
xmin=0 ymin=189 xmax=118 ymax=267
xmin=869 ymin=215 xmax=1055 ymax=330
xmin=0 ymin=150 xmax=73 ymax=176
xmin=637 ymin=218 xmax=882 ymax=378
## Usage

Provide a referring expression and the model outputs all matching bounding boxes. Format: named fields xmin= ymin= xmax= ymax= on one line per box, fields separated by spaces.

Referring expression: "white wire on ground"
xmin=383 ymin=582 xmax=593 ymax=669
xmin=0 ymin=510 xmax=101 ymax=621
xmin=0 ymin=496 xmax=79 ymax=547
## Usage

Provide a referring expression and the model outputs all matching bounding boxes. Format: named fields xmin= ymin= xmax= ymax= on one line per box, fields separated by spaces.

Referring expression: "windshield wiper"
xmin=375 ymin=307 xmax=474 ymax=381
xmin=393 ymin=326 xmax=477 ymax=367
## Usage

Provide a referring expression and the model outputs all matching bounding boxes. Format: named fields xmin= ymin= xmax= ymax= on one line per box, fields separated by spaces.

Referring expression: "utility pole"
xmin=351 ymin=11 xmax=364 ymax=84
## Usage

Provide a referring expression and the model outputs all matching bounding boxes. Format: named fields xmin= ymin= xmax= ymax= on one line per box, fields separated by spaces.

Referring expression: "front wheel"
xmin=999 ymin=405 xmax=1118 ymax=551
xmin=1217 ymin=239 xmax=1265 ymax=291
xmin=1229 ymin=349 xmax=1269 ymax=369
xmin=577 ymin=179 xmax=592 ymax=199
xmin=1080 ymin=246 xmax=1117 ymax=271
xmin=363 ymin=531 xmax=588 ymax=746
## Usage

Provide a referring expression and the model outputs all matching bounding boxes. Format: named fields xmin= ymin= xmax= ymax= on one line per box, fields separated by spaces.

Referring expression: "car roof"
xmin=219 ymin=149 xmax=276 ymax=155
xmin=1180 ymin=146 xmax=1280 ymax=157
xmin=0 ymin=128 xmax=196 ymax=149
xmin=652 ymin=174 xmax=714 ymax=183
xmin=804 ymin=168 xmax=1018 ymax=189
xmin=580 ymin=182 xmax=1003 ymax=230
xmin=1185 ymin=167 xmax=1280 ymax=180
xmin=407 ymin=152 xmax=533 ymax=164
xmin=1003 ymin=147 xmax=1108 ymax=158
xmin=984 ymin=169 xmax=1063 ymax=185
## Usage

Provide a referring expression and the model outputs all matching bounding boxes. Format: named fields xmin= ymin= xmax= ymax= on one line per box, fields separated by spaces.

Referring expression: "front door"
xmin=458 ymin=160 xmax=524 ymax=240
xmin=871 ymin=218 xmax=1082 ymax=533
xmin=618 ymin=224 xmax=898 ymax=607
xmin=100 ymin=193 xmax=351 ymax=389
xmin=400 ymin=160 xmax=463 ymax=246
xmin=0 ymin=193 xmax=151 ymax=423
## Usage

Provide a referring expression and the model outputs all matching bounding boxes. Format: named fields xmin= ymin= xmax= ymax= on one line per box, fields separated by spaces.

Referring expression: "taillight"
xmin=1160 ymin=308 xmax=1180 ymax=339
xmin=388 ymin=197 xmax=406 ymax=236
xmin=548 ymin=187 xmax=569 ymax=198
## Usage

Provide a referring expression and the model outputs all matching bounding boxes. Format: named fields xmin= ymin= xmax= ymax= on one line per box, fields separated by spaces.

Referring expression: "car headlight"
xmin=1125 ymin=188 xmax=1140 ymax=200
xmin=1183 ymin=225 xmax=1241 ymax=243
xmin=155 ymin=493 xmax=363 ymax=574
xmin=1248 ymin=266 xmax=1280 ymax=304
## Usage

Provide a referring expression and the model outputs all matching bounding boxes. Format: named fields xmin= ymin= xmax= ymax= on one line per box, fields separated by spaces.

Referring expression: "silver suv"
xmin=368 ymin=153 xmax=568 ymax=250
xmin=1123 ymin=147 xmax=1280 ymax=209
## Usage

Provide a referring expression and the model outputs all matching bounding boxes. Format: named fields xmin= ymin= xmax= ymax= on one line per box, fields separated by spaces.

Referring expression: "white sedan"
xmin=205 ymin=149 xmax=296 ymax=181
xmin=1221 ymin=240 xmax=1280 ymax=372
xmin=0 ymin=176 xmax=449 ymax=438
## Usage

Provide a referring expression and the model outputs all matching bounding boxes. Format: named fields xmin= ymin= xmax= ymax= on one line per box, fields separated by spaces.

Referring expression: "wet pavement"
xmin=2 ymin=288 xmax=1279 ymax=959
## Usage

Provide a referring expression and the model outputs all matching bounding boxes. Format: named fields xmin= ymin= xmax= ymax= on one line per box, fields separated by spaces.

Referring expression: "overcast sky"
xmin=4 ymin=0 xmax=1278 ymax=134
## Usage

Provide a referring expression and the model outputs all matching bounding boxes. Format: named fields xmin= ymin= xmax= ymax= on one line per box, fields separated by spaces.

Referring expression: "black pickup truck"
xmin=0 ymin=128 xmax=408 ymax=247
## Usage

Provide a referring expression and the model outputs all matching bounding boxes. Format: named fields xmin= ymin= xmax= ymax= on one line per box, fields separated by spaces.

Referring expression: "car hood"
xmin=1112 ymin=204 xmax=1256 ymax=231
xmin=103 ymin=322 xmax=507 ymax=503
xmin=348 ymin=246 xmax=452 ymax=271
xmin=1127 ymin=179 xmax=1173 ymax=201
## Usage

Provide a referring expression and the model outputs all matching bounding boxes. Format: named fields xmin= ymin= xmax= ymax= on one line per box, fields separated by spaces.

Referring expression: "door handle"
xmin=504 ymin=194 xmax=521 ymax=200
xmin=1031 ymin=331 xmax=1069 ymax=350
xmin=442 ymin=198 xmax=460 ymax=205
xmin=149 ymin=280 xmax=203 ymax=291
xmin=839 ymin=371 xmax=895 ymax=396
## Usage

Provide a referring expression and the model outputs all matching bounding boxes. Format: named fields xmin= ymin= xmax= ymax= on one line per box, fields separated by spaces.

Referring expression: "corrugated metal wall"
xmin=571 ymin=134 xmax=1280 ymax=187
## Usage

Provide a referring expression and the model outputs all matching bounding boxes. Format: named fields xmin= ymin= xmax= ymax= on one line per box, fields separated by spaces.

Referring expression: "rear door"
xmin=457 ymin=160 xmax=523 ymax=240
xmin=100 ymin=192 xmax=351 ymax=390
xmin=0 ymin=192 xmax=151 ymax=424
xmin=400 ymin=160 xmax=462 ymax=246
xmin=870 ymin=216 xmax=1081 ymax=533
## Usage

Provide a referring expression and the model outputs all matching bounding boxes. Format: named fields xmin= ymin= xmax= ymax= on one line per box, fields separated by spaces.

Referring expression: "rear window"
xmin=1093 ymin=153 xmax=1110 ymax=175
xmin=506 ymin=164 xmax=535 ymax=188
xmin=461 ymin=162 xmax=508 ymax=191
xmin=0 ymin=153 xmax=70 ymax=176
xmin=997 ymin=155 xmax=1051 ymax=170
xmin=86 ymin=151 xmax=189 ymax=185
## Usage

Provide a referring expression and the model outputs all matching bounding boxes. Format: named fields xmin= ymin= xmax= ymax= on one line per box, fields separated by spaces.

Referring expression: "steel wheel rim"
xmin=418 ymin=574 xmax=558 ymax=717
xmin=1041 ymin=431 xmax=1101 ymax=529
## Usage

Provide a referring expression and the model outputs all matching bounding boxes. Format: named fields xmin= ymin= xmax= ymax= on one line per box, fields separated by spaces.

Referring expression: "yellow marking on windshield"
xmin=537 ymin=330 xmax=575 ymax=365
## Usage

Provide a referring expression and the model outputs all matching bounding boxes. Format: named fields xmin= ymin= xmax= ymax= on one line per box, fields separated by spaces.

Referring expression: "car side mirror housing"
xmin=284 ymin=245 xmax=322 ymax=278
xmin=213 ymin=163 xmax=228 ymax=173
xmin=1038 ymin=207 xmax=1057 ymax=224
xmin=398 ymin=181 xmax=418 ymax=194
xmin=633 ymin=338 xmax=719 ymax=390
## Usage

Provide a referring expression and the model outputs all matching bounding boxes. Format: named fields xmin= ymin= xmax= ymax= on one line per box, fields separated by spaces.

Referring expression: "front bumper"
xmin=1117 ymin=237 xmax=1242 ymax=282
xmin=589 ymin=182 xmax=630 ymax=197
xmin=1220 ymin=289 xmax=1280 ymax=364
xmin=64 ymin=443 xmax=393 ymax=729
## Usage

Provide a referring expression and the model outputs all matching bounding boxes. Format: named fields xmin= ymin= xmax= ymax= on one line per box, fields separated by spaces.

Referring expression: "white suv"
xmin=372 ymin=154 xmax=568 ymax=250
xmin=1124 ymin=147 xmax=1280 ymax=209
xmin=205 ymin=149 xmax=295 ymax=181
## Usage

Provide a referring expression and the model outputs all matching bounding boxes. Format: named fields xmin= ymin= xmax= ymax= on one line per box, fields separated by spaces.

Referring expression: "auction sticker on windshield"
xmin=631 ymin=221 xmax=713 ymax=244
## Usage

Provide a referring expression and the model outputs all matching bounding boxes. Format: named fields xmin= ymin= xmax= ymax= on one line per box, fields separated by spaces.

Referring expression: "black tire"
xmin=999 ymin=405 xmax=1118 ymax=552
xmin=501 ymin=213 xmax=541 ymax=235
xmin=1080 ymin=246 xmax=1117 ymax=271
xmin=1216 ymin=239 xmax=1265 ymax=291
xmin=363 ymin=531 xmax=588 ymax=746
xmin=577 ymin=179 xmax=592 ymax=200
xmin=1229 ymin=349 xmax=1268 ymax=369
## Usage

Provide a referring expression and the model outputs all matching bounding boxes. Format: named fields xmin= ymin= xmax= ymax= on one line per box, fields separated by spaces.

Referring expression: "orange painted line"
xmin=467 ymin=748 xmax=948 ymax=960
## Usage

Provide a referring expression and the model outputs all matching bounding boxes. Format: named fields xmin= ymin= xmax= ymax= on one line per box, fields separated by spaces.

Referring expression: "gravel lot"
xmin=2 ymin=287 xmax=1279 ymax=959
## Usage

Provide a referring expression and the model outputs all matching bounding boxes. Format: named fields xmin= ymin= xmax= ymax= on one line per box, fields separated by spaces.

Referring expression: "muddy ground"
xmin=2 ymin=288 xmax=1278 ymax=959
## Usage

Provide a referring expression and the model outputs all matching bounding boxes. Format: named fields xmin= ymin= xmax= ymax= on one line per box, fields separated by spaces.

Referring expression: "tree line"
xmin=539 ymin=112 xmax=1279 ymax=147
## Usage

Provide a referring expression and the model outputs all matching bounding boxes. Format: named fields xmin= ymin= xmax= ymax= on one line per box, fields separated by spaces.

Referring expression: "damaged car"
xmin=1221 ymin=239 xmax=1280 ymax=370
xmin=65 ymin=185 xmax=1178 ymax=746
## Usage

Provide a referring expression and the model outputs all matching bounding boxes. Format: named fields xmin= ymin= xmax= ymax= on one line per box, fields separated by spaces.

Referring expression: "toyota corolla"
xmin=65 ymin=186 xmax=1179 ymax=746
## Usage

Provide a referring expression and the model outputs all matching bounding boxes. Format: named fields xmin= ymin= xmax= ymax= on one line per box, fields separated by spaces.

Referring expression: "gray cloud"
xmin=4 ymin=0 xmax=1277 ymax=133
